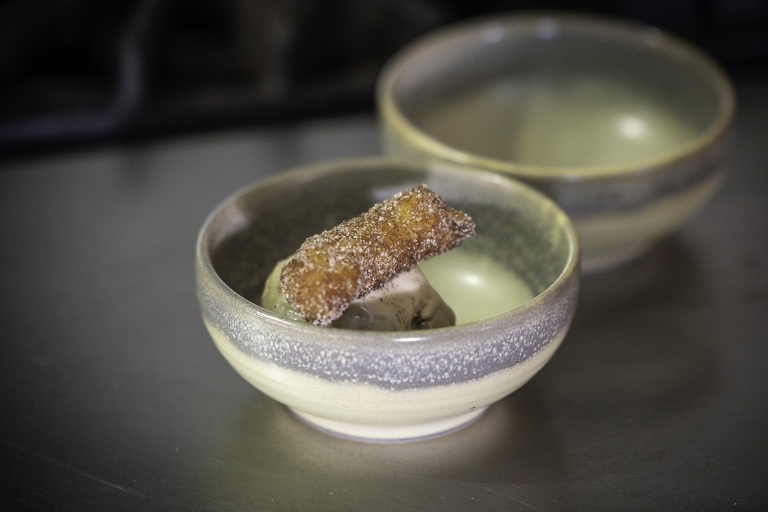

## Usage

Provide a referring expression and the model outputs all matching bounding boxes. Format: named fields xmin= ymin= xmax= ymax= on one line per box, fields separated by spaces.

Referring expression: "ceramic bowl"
xmin=196 ymin=159 xmax=579 ymax=442
xmin=377 ymin=13 xmax=735 ymax=272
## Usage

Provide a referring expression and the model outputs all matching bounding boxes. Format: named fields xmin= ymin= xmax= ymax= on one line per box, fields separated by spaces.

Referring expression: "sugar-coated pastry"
xmin=279 ymin=185 xmax=474 ymax=325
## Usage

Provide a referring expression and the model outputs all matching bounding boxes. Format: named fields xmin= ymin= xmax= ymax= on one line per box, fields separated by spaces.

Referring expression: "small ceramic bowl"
xmin=377 ymin=13 xmax=735 ymax=272
xmin=196 ymin=159 xmax=579 ymax=442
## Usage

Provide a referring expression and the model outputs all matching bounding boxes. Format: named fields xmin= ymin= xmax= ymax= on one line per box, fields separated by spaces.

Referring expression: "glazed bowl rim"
xmin=376 ymin=12 xmax=736 ymax=181
xmin=196 ymin=157 xmax=580 ymax=349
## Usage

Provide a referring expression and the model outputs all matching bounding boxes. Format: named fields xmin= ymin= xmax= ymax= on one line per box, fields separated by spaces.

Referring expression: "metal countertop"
xmin=1 ymin=73 xmax=767 ymax=511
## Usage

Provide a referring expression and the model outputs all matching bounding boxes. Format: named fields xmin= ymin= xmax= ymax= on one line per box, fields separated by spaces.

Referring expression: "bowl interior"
xmin=202 ymin=162 xmax=576 ymax=326
xmin=384 ymin=15 xmax=732 ymax=169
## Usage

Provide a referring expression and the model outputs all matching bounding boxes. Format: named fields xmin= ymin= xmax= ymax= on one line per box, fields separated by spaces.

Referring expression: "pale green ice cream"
xmin=261 ymin=258 xmax=455 ymax=331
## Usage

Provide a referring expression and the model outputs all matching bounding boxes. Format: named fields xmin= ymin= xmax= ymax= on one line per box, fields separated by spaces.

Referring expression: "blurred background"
xmin=1 ymin=0 xmax=767 ymax=155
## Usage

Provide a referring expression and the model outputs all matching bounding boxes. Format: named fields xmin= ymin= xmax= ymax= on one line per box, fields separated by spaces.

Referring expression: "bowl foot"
xmin=290 ymin=407 xmax=488 ymax=443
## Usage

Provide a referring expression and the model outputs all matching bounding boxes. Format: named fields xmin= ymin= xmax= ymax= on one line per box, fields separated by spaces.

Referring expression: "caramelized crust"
xmin=280 ymin=185 xmax=475 ymax=325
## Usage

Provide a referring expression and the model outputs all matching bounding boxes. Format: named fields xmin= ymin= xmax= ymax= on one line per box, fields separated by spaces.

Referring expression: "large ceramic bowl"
xmin=196 ymin=159 xmax=579 ymax=441
xmin=378 ymin=13 xmax=735 ymax=272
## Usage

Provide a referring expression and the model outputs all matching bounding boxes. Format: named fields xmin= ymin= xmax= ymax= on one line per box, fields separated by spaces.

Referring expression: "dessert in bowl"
xmin=378 ymin=13 xmax=735 ymax=272
xmin=196 ymin=159 xmax=579 ymax=441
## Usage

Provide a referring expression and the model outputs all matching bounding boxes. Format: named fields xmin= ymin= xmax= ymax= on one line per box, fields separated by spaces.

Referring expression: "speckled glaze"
xmin=377 ymin=14 xmax=735 ymax=273
xmin=196 ymin=159 xmax=579 ymax=441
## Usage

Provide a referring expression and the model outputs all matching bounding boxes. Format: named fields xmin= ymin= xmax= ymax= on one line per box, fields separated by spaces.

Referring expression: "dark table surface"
xmin=2 ymin=70 xmax=767 ymax=511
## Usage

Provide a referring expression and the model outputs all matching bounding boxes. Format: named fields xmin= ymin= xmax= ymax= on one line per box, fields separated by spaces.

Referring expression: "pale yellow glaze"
xmin=577 ymin=172 xmax=723 ymax=272
xmin=205 ymin=319 xmax=565 ymax=440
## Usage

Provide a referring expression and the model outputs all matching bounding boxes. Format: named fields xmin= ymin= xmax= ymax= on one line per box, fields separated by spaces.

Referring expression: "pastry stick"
xmin=280 ymin=185 xmax=475 ymax=325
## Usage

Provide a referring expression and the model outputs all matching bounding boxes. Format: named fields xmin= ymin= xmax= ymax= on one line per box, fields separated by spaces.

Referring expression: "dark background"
xmin=1 ymin=2 xmax=767 ymax=510
xmin=1 ymin=0 xmax=767 ymax=154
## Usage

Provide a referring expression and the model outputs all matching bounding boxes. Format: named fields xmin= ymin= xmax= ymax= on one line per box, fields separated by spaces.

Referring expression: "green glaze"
xmin=419 ymin=249 xmax=533 ymax=325
xmin=417 ymin=76 xmax=701 ymax=167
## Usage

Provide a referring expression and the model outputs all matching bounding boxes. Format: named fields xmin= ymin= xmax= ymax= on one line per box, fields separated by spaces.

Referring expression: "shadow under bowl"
xmin=196 ymin=158 xmax=580 ymax=441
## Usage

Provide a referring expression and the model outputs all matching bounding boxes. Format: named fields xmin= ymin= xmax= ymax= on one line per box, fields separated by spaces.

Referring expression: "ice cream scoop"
xmin=262 ymin=258 xmax=455 ymax=331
